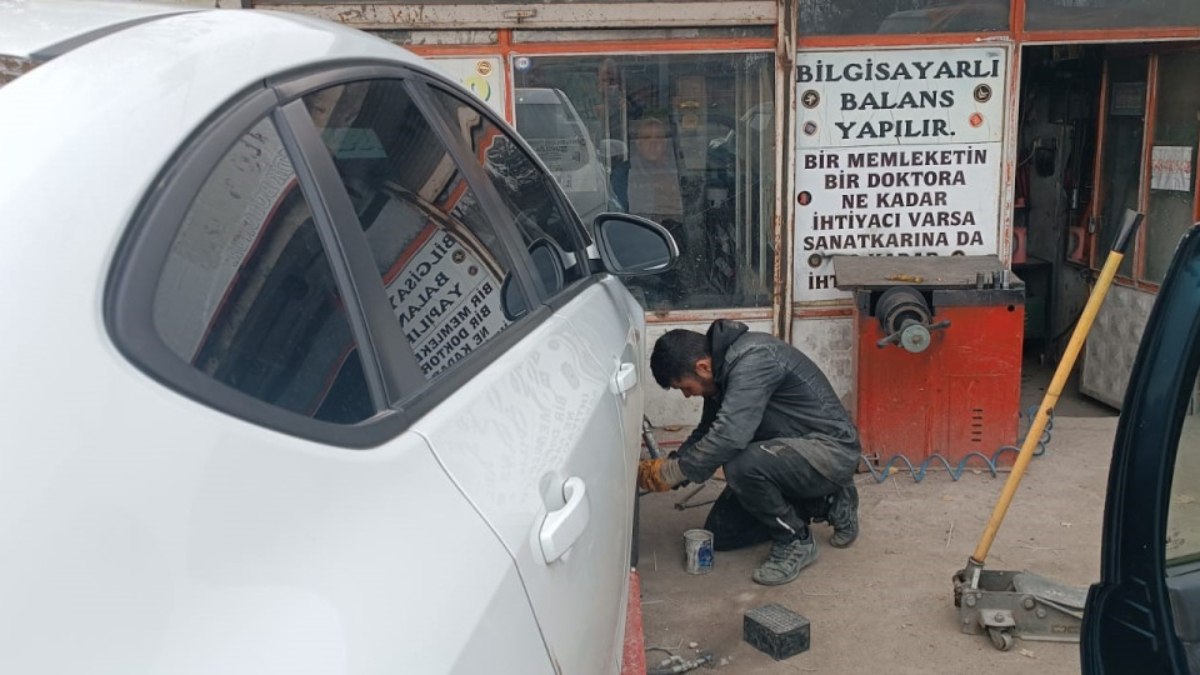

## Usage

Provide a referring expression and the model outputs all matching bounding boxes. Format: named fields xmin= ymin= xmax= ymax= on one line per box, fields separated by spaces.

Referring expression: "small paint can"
xmin=683 ymin=528 xmax=714 ymax=574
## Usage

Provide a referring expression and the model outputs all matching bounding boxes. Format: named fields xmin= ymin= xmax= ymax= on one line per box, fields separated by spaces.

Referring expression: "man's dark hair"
xmin=650 ymin=329 xmax=711 ymax=389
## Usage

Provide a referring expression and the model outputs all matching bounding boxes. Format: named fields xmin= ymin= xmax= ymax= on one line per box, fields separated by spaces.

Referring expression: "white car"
xmin=0 ymin=3 xmax=675 ymax=673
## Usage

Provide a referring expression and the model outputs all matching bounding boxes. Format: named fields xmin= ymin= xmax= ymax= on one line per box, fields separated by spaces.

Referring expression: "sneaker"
xmin=827 ymin=484 xmax=859 ymax=548
xmin=751 ymin=536 xmax=818 ymax=586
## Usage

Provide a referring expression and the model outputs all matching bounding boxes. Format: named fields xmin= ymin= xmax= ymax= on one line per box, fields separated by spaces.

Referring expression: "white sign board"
xmin=429 ymin=57 xmax=507 ymax=118
xmin=795 ymin=46 xmax=1008 ymax=301
xmin=1151 ymin=145 xmax=1193 ymax=192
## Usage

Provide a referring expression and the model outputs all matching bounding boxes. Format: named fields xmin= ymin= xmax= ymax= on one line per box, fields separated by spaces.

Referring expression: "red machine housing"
xmin=838 ymin=257 xmax=1025 ymax=467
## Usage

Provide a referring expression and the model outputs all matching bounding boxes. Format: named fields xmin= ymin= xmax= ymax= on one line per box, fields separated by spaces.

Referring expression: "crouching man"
xmin=638 ymin=319 xmax=862 ymax=586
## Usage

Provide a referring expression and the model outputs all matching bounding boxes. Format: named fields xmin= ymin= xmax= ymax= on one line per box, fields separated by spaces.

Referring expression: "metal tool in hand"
xmin=642 ymin=415 xmax=662 ymax=459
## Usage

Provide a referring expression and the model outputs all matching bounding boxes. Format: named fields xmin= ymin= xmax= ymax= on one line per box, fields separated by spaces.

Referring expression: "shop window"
xmin=1026 ymin=0 xmax=1200 ymax=31
xmin=1145 ymin=53 xmax=1200 ymax=284
xmin=1097 ymin=57 xmax=1148 ymax=279
xmin=513 ymin=52 xmax=775 ymax=311
xmin=799 ymin=0 xmax=1009 ymax=36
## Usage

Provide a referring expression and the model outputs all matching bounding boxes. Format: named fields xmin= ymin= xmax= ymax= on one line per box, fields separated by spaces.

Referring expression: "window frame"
xmin=107 ymin=60 xmax=606 ymax=449
xmin=1082 ymin=47 xmax=1200 ymax=293
xmin=417 ymin=75 xmax=598 ymax=311
xmin=106 ymin=81 xmax=401 ymax=446
xmin=277 ymin=65 xmax=605 ymax=414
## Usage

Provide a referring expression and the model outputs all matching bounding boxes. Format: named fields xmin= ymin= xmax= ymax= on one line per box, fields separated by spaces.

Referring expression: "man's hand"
xmin=638 ymin=458 xmax=671 ymax=492
xmin=638 ymin=457 xmax=686 ymax=492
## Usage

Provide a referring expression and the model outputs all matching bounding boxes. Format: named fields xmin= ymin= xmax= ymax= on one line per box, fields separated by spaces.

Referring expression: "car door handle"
xmin=540 ymin=477 xmax=589 ymax=564
xmin=611 ymin=361 xmax=637 ymax=397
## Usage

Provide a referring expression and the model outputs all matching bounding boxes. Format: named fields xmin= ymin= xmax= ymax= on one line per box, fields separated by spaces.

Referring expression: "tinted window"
xmin=427 ymin=86 xmax=587 ymax=297
xmin=152 ymin=118 xmax=374 ymax=424
xmin=302 ymin=79 xmax=523 ymax=381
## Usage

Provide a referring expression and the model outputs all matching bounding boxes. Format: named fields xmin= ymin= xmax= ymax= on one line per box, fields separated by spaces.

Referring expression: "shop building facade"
xmin=252 ymin=0 xmax=1200 ymax=424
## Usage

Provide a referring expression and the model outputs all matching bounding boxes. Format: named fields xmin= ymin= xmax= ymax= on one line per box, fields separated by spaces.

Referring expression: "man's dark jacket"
xmin=676 ymin=319 xmax=861 ymax=485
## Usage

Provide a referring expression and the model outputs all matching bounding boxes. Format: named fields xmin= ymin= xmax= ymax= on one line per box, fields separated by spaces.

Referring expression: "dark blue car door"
xmin=1083 ymin=224 xmax=1200 ymax=674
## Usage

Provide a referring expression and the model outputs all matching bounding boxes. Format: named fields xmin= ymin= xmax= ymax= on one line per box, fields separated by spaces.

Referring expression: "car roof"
xmin=515 ymin=88 xmax=566 ymax=105
xmin=0 ymin=4 xmax=431 ymax=312
xmin=0 ymin=0 xmax=193 ymax=60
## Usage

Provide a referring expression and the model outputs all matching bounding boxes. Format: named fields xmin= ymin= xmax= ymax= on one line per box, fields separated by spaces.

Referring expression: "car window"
xmin=152 ymin=117 xmax=374 ymax=424
xmin=426 ymin=85 xmax=587 ymax=297
xmin=300 ymin=79 xmax=525 ymax=381
xmin=1168 ymin=375 xmax=1200 ymax=564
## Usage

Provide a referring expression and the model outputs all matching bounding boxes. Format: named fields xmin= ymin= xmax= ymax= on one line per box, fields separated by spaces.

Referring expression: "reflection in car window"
xmin=302 ymin=80 xmax=522 ymax=381
xmin=152 ymin=118 xmax=374 ymax=424
xmin=426 ymin=86 xmax=586 ymax=297
xmin=1169 ymin=372 xmax=1200 ymax=564
xmin=515 ymin=88 xmax=591 ymax=173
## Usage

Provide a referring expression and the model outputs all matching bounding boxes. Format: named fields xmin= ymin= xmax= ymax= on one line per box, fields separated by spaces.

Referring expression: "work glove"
xmin=638 ymin=457 xmax=687 ymax=493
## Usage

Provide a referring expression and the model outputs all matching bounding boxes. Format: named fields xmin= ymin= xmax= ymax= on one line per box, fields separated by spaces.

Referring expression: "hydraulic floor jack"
xmin=952 ymin=211 xmax=1142 ymax=650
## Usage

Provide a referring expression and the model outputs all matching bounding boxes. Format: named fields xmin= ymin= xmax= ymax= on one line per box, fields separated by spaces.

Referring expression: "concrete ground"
xmin=636 ymin=360 xmax=1119 ymax=674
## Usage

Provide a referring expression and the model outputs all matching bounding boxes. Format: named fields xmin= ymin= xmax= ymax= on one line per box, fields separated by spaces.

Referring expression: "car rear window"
xmin=151 ymin=115 xmax=375 ymax=424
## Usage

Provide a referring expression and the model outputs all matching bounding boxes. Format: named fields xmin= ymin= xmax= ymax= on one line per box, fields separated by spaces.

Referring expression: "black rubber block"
xmin=743 ymin=603 xmax=810 ymax=660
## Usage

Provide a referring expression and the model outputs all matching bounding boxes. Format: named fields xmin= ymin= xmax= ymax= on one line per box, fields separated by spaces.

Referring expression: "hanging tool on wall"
xmin=952 ymin=209 xmax=1144 ymax=651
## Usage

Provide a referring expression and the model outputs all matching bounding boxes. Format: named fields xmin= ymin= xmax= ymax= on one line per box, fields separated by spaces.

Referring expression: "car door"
xmin=96 ymin=91 xmax=556 ymax=673
xmin=1082 ymin=224 xmax=1200 ymax=674
xmin=289 ymin=74 xmax=636 ymax=673
xmin=430 ymin=80 xmax=647 ymax=531
xmin=417 ymin=82 xmax=637 ymax=674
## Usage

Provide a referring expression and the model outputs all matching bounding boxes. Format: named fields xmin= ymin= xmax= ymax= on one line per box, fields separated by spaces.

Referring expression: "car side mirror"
xmin=593 ymin=213 xmax=678 ymax=276
xmin=499 ymin=238 xmax=568 ymax=320
xmin=499 ymin=273 xmax=523 ymax=320
xmin=528 ymin=237 xmax=566 ymax=296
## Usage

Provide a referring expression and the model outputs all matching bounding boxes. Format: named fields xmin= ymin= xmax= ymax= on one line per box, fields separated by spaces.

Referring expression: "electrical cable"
xmin=860 ymin=405 xmax=1054 ymax=483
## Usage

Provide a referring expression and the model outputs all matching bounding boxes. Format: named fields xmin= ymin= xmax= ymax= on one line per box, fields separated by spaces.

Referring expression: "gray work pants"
xmin=703 ymin=439 xmax=847 ymax=549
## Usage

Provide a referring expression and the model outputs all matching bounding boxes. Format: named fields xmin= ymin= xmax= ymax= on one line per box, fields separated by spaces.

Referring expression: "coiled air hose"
xmin=859 ymin=405 xmax=1054 ymax=483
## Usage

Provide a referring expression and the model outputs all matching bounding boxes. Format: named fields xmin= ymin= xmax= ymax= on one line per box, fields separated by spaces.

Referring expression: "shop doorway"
xmin=1013 ymin=45 xmax=1103 ymax=366
xmin=1016 ymin=43 xmax=1200 ymax=410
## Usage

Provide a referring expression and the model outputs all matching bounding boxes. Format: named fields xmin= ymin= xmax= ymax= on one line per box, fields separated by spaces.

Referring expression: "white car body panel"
xmin=415 ymin=302 xmax=636 ymax=674
xmin=0 ymin=4 xmax=640 ymax=673
xmin=0 ymin=0 xmax=189 ymax=58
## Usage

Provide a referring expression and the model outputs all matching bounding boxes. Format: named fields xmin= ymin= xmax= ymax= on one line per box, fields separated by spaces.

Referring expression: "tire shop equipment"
xmin=952 ymin=210 xmax=1144 ymax=651
xmin=832 ymin=254 xmax=1026 ymax=473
